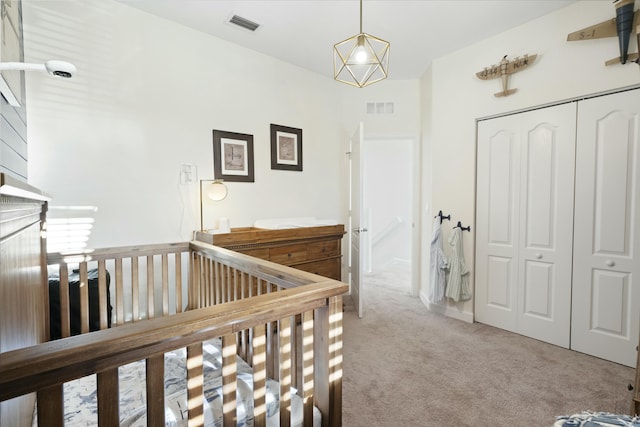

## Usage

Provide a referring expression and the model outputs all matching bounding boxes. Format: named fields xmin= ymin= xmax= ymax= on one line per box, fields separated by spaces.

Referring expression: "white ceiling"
xmin=115 ymin=0 xmax=577 ymax=80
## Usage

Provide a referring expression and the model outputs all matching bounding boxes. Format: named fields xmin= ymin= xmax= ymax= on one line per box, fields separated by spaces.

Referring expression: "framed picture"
xmin=212 ymin=129 xmax=254 ymax=182
xmin=270 ymin=124 xmax=302 ymax=171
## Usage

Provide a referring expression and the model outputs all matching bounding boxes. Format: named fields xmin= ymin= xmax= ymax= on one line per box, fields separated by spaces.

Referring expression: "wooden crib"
xmin=0 ymin=175 xmax=347 ymax=427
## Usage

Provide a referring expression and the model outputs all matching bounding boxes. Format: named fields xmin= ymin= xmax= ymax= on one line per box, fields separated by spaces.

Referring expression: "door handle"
xmin=352 ymin=228 xmax=368 ymax=234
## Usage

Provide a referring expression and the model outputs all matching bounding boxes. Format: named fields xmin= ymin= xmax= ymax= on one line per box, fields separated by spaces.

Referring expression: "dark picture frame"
xmin=270 ymin=124 xmax=302 ymax=171
xmin=212 ymin=129 xmax=254 ymax=182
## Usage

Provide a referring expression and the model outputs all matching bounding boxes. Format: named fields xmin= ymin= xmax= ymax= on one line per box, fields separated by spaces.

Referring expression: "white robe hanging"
xmin=429 ymin=217 xmax=448 ymax=303
xmin=445 ymin=227 xmax=471 ymax=302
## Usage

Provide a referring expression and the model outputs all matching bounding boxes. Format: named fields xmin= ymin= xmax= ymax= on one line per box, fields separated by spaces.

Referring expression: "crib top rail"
xmin=46 ymin=241 xmax=190 ymax=264
xmin=0 ymin=279 xmax=347 ymax=402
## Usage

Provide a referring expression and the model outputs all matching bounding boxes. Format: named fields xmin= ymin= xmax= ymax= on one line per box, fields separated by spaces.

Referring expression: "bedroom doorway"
xmin=361 ymin=137 xmax=415 ymax=295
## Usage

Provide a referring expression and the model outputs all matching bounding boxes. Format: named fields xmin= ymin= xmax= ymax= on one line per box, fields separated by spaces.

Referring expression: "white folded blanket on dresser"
xmin=254 ymin=217 xmax=337 ymax=230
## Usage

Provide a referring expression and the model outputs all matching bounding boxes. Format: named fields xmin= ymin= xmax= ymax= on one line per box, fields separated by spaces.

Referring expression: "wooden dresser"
xmin=194 ymin=224 xmax=345 ymax=280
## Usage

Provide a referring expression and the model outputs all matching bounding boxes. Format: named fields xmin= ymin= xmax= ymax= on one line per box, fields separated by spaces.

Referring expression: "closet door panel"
xmin=516 ymin=104 xmax=576 ymax=348
xmin=591 ymin=270 xmax=629 ymax=335
xmin=486 ymin=256 xmax=513 ymax=309
xmin=523 ymin=261 xmax=553 ymax=316
xmin=475 ymin=117 xmax=521 ymax=332
xmin=488 ymin=137 xmax=517 ymax=246
xmin=572 ymin=89 xmax=640 ymax=367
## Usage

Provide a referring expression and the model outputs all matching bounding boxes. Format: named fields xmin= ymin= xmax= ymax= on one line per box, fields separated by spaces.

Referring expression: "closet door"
xmin=476 ymin=103 xmax=576 ymax=347
xmin=515 ymin=105 xmax=576 ymax=348
xmin=571 ymin=89 xmax=640 ymax=367
xmin=476 ymin=114 xmax=521 ymax=333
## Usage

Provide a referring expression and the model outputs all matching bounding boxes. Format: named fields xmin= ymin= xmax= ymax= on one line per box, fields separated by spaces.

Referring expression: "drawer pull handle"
xmin=605 ymin=259 xmax=615 ymax=267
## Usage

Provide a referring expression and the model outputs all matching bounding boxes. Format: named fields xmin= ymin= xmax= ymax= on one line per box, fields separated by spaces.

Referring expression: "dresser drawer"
xmin=307 ymin=240 xmax=339 ymax=259
xmin=294 ymin=258 xmax=341 ymax=280
xmin=238 ymin=248 xmax=269 ymax=260
xmin=269 ymin=244 xmax=308 ymax=264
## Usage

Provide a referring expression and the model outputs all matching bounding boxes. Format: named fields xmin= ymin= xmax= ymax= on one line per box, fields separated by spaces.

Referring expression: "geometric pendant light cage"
xmin=333 ymin=0 xmax=390 ymax=88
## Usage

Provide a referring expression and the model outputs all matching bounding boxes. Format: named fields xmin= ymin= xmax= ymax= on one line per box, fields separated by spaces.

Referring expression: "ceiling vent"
xmin=229 ymin=14 xmax=260 ymax=32
xmin=366 ymin=102 xmax=395 ymax=115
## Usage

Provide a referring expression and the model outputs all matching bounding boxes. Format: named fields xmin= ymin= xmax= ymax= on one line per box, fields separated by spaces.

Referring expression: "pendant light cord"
xmin=360 ymin=0 xmax=363 ymax=33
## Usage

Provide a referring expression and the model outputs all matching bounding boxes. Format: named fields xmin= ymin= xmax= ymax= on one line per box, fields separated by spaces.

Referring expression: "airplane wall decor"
xmin=566 ymin=0 xmax=639 ymax=66
xmin=476 ymin=54 xmax=537 ymax=97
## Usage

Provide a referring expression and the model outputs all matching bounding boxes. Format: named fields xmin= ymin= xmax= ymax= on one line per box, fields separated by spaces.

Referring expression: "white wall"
xmin=421 ymin=0 xmax=640 ymax=321
xmin=23 ymin=0 xmax=346 ymax=248
xmin=336 ymin=79 xmax=421 ymax=139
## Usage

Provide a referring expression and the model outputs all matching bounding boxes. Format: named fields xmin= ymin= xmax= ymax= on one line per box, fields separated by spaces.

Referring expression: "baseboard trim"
xmin=419 ymin=291 xmax=474 ymax=323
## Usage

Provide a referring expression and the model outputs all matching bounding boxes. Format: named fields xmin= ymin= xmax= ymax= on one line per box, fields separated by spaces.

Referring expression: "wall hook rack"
xmin=455 ymin=221 xmax=471 ymax=232
xmin=435 ymin=210 xmax=451 ymax=224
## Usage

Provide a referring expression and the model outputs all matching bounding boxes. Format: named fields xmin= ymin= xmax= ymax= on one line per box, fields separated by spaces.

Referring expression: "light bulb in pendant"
xmin=355 ymin=35 xmax=368 ymax=63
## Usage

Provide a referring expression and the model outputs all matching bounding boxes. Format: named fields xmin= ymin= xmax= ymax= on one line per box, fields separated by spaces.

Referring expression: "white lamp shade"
xmin=207 ymin=181 xmax=228 ymax=201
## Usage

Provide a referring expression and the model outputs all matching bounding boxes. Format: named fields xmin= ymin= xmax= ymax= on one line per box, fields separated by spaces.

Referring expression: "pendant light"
xmin=333 ymin=0 xmax=390 ymax=88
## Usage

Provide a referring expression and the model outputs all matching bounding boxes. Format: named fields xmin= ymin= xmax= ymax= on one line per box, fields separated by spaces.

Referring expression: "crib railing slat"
xmin=202 ymin=257 xmax=209 ymax=307
xmin=279 ymin=316 xmax=292 ymax=427
xmin=189 ymin=251 xmax=200 ymax=310
xmin=115 ymin=258 xmax=124 ymax=325
xmin=79 ymin=263 xmax=90 ymax=334
xmin=59 ymin=264 xmax=71 ymax=338
xmin=187 ymin=343 xmax=204 ymax=427
xmin=132 ymin=256 xmax=140 ymax=322
xmin=97 ymin=260 xmax=109 ymax=329
xmin=162 ymin=253 xmax=169 ymax=315
xmin=147 ymin=255 xmax=155 ymax=319
xmin=146 ymin=353 xmax=165 ymax=426
xmin=221 ymin=264 xmax=227 ymax=303
xmin=215 ymin=261 xmax=222 ymax=304
xmin=302 ymin=310 xmax=314 ymax=427
xmin=252 ymin=324 xmax=267 ymax=427
xmin=222 ymin=334 xmax=238 ymax=426
xmin=37 ymin=384 xmax=64 ymax=427
xmin=176 ymin=253 xmax=183 ymax=313
xmin=97 ymin=368 xmax=119 ymax=424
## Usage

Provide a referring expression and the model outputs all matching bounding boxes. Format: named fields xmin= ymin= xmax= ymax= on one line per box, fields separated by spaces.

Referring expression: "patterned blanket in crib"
xmin=33 ymin=338 xmax=319 ymax=427
xmin=554 ymin=411 xmax=640 ymax=427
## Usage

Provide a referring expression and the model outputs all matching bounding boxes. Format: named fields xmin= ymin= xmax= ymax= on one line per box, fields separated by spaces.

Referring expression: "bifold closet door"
xmin=476 ymin=103 xmax=576 ymax=348
xmin=571 ymin=89 xmax=640 ymax=368
xmin=476 ymin=113 xmax=521 ymax=334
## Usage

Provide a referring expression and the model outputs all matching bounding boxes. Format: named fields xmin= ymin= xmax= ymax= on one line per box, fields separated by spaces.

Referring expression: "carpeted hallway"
xmin=341 ymin=284 xmax=635 ymax=426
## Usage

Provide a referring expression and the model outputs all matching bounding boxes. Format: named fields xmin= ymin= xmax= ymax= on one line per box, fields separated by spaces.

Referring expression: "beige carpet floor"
xmin=341 ymin=285 xmax=635 ymax=427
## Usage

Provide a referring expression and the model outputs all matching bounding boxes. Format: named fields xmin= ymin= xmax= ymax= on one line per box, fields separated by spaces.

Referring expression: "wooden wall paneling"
xmin=1 ymin=173 xmax=49 ymax=427
xmin=0 ymin=0 xmax=27 ymax=181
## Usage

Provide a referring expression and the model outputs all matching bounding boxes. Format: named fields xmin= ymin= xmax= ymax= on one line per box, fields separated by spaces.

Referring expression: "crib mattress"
xmin=32 ymin=339 xmax=320 ymax=427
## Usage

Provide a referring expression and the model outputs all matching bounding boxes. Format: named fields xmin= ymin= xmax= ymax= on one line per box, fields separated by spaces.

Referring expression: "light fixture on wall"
xmin=333 ymin=0 xmax=390 ymax=88
xmin=199 ymin=179 xmax=228 ymax=232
